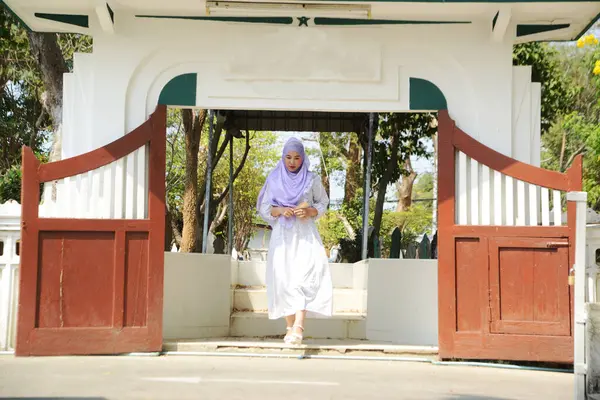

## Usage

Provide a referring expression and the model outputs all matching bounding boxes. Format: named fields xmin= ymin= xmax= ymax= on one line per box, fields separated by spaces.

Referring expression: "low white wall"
xmin=366 ymin=259 xmax=438 ymax=347
xmin=163 ymin=253 xmax=232 ymax=339
xmin=233 ymin=260 xmax=367 ymax=290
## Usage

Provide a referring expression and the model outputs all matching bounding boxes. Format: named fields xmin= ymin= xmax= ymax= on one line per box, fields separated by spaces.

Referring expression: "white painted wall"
xmin=366 ymin=259 xmax=438 ymax=346
xmin=163 ymin=253 xmax=232 ymax=339
xmin=61 ymin=15 xmax=533 ymax=163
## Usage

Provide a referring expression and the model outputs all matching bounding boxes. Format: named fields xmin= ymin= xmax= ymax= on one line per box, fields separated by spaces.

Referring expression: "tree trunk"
xmin=395 ymin=158 xmax=417 ymax=212
xmin=321 ymin=168 xmax=330 ymax=198
xmin=372 ymin=131 xmax=400 ymax=238
xmin=27 ymin=32 xmax=68 ymax=163
xmin=344 ymin=136 xmax=361 ymax=204
xmin=180 ymin=109 xmax=206 ymax=252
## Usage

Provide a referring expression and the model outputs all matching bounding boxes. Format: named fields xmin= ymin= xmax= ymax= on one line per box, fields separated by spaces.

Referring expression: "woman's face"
xmin=284 ymin=151 xmax=302 ymax=172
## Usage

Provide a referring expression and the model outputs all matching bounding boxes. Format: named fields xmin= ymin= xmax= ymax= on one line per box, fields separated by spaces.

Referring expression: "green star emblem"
xmin=297 ymin=16 xmax=310 ymax=27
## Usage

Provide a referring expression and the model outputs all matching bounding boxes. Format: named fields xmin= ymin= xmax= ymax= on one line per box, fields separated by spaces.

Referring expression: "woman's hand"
xmin=294 ymin=207 xmax=317 ymax=219
xmin=272 ymin=207 xmax=294 ymax=218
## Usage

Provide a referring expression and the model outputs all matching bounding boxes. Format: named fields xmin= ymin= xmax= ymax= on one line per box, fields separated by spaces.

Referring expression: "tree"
xmin=357 ymin=113 xmax=435 ymax=240
xmin=513 ymin=43 xmax=574 ymax=134
xmin=0 ymin=8 xmax=90 ymax=200
xmin=165 ymin=109 xmax=278 ymax=252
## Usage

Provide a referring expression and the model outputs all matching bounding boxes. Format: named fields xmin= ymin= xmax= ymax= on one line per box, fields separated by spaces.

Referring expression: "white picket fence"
xmin=38 ymin=145 xmax=149 ymax=219
xmin=0 ymin=200 xmax=20 ymax=351
xmin=455 ymin=152 xmax=564 ymax=226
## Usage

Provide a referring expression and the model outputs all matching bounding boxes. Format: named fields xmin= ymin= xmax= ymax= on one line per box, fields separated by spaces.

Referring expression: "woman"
xmin=257 ymin=137 xmax=333 ymax=345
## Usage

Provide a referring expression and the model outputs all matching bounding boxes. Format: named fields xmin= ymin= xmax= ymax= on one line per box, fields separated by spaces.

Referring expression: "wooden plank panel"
xmin=498 ymin=248 xmax=534 ymax=321
xmin=481 ymin=165 xmax=490 ymax=225
xmin=553 ymin=190 xmax=562 ymax=226
xmin=91 ymin=169 xmax=101 ymax=219
xmin=489 ymin=238 xmax=570 ymax=336
xmin=125 ymin=153 xmax=135 ymax=220
xmin=533 ymin=248 xmax=560 ymax=322
xmin=541 ymin=187 xmax=550 ymax=226
xmin=103 ymin=163 xmax=114 ymax=218
xmin=494 ymin=171 xmax=502 ymax=225
xmin=455 ymin=238 xmax=482 ymax=332
xmin=458 ymin=152 xmax=468 ymax=225
xmin=448 ymin=333 xmax=573 ymax=363
xmin=37 ymin=219 xmax=151 ymax=232
xmin=36 ymin=232 xmax=115 ymax=328
xmin=136 ymin=146 xmax=147 ymax=219
xmin=529 ymin=184 xmax=538 ymax=226
xmin=124 ymin=232 xmax=149 ymax=327
xmin=114 ymin=159 xmax=125 ymax=219
xmin=505 ymin=176 xmax=514 ymax=226
xmin=470 ymin=158 xmax=479 ymax=225
xmin=516 ymin=180 xmax=526 ymax=226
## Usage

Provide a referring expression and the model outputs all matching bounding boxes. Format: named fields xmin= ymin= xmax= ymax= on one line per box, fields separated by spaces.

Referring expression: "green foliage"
xmin=165 ymin=108 xmax=280 ymax=250
xmin=513 ymin=43 xmax=574 ymax=133
xmin=369 ymin=113 xmax=435 ymax=191
xmin=0 ymin=164 xmax=21 ymax=203
xmin=316 ymin=210 xmax=347 ymax=251
xmin=378 ymin=206 xmax=433 ymax=258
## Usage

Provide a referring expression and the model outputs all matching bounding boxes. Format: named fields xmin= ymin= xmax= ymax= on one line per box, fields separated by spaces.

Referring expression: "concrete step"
xmin=230 ymin=311 xmax=366 ymax=340
xmin=233 ymin=288 xmax=367 ymax=313
xmin=234 ymin=261 xmax=367 ymax=290
xmin=163 ymin=337 xmax=438 ymax=359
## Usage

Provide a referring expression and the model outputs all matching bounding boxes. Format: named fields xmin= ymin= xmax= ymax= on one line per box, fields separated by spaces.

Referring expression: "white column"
xmin=567 ymin=191 xmax=587 ymax=400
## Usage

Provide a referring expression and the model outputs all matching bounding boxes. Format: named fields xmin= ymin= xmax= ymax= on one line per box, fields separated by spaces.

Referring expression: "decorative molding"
xmin=34 ymin=13 xmax=89 ymax=28
xmin=136 ymin=15 xmax=293 ymax=25
xmin=409 ymin=78 xmax=447 ymax=111
xmin=516 ymin=23 xmax=570 ymax=37
xmin=158 ymin=73 xmax=197 ymax=107
xmin=314 ymin=18 xmax=471 ymax=26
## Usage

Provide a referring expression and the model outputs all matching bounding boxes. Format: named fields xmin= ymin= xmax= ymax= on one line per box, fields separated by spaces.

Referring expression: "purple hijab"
xmin=257 ymin=137 xmax=313 ymax=227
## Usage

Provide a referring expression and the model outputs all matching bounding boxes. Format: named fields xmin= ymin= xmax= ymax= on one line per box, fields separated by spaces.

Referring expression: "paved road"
xmin=0 ymin=355 xmax=572 ymax=400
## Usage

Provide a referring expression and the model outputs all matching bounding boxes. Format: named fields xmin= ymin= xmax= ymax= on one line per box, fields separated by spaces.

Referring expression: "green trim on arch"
xmin=34 ymin=13 xmax=89 ymax=28
xmin=492 ymin=11 xmax=499 ymax=30
xmin=158 ymin=73 xmax=198 ymax=107
xmin=516 ymin=23 xmax=570 ymax=37
xmin=136 ymin=15 xmax=293 ymax=25
xmin=409 ymin=78 xmax=447 ymax=111
xmin=107 ymin=3 xmax=114 ymax=24
xmin=314 ymin=17 xmax=470 ymax=26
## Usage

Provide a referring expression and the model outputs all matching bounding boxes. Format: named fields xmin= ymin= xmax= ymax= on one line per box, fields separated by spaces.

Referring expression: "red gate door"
xmin=438 ymin=110 xmax=581 ymax=363
xmin=16 ymin=106 xmax=166 ymax=356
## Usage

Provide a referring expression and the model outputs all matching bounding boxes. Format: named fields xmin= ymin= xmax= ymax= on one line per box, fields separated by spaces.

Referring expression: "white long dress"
xmin=258 ymin=175 xmax=333 ymax=320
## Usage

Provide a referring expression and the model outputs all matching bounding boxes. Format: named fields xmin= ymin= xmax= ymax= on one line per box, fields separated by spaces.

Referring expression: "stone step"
xmin=163 ymin=337 xmax=439 ymax=359
xmin=233 ymin=288 xmax=367 ymax=313
xmin=234 ymin=261 xmax=367 ymax=290
xmin=230 ymin=311 xmax=366 ymax=340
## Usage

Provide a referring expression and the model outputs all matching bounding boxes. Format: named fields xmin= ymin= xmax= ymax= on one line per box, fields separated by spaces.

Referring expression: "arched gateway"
xmin=3 ymin=0 xmax=593 ymax=367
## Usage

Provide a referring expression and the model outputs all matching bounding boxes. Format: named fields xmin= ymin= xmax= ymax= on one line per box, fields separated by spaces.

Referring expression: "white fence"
xmin=455 ymin=151 xmax=564 ymax=226
xmin=0 ymin=201 xmax=20 ymax=351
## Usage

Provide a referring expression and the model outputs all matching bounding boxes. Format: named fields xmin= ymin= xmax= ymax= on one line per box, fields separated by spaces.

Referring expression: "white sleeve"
xmin=312 ymin=178 xmax=329 ymax=219
xmin=258 ymin=183 xmax=278 ymax=225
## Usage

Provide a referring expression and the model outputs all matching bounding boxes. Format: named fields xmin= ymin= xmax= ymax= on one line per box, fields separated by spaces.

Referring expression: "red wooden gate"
xmin=16 ymin=106 xmax=166 ymax=356
xmin=437 ymin=110 xmax=581 ymax=363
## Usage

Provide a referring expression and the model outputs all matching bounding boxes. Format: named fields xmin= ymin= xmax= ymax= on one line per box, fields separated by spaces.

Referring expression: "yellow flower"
xmin=595 ymin=60 xmax=600 ymax=68
xmin=593 ymin=65 xmax=600 ymax=75
xmin=586 ymin=34 xmax=597 ymax=45
xmin=594 ymin=37 xmax=600 ymax=45
xmin=577 ymin=38 xmax=585 ymax=48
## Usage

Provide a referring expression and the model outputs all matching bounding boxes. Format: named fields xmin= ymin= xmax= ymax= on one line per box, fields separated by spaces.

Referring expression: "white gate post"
xmin=568 ymin=191 xmax=588 ymax=400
